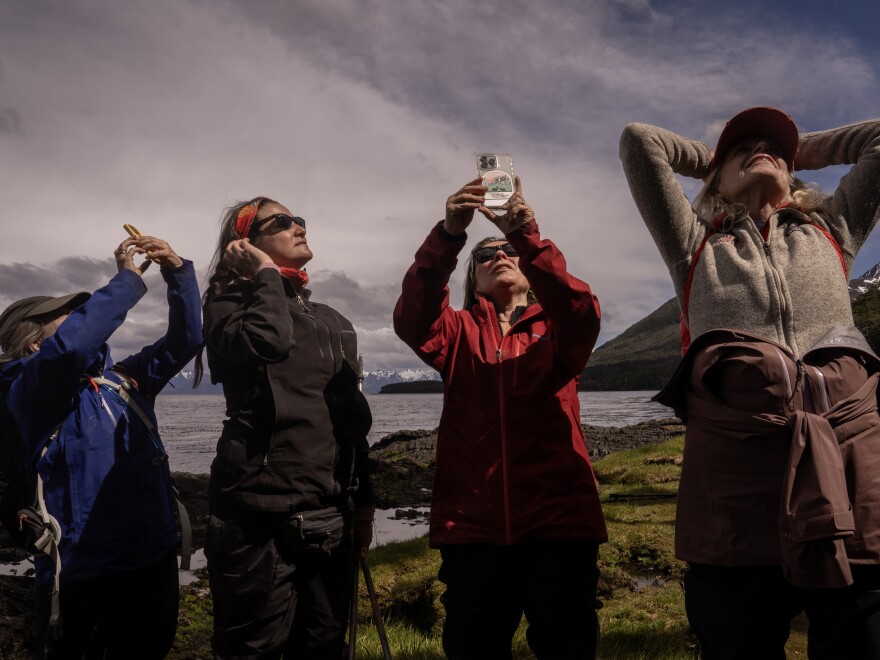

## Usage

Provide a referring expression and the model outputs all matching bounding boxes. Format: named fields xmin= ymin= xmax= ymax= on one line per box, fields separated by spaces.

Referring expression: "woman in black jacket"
xmin=197 ymin=196 xmax=374 ymax=659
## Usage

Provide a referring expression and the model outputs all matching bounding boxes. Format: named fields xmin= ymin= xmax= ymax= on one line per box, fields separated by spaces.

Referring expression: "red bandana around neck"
xmin=279 ymin=267 xmax=309 ymax=289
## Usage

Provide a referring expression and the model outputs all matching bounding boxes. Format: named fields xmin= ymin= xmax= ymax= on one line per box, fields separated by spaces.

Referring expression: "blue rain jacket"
xmin=0 ymin=263 xmax=201 ymax=587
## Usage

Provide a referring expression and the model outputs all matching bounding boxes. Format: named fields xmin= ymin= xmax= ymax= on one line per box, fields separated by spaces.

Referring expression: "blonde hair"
xmin=694 ymin=169 xmax=824 ymax=224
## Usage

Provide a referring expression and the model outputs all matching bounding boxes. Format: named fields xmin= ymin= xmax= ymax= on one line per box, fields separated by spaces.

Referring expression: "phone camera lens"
xmin=487 ymin=157 xmax=497 ymax=168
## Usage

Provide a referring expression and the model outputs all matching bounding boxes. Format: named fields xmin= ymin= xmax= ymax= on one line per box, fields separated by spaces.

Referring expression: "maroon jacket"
xmin=393 ymin=221 xmax=607 ymax=546
xmin=658 ymin=328 xmax=880 ymax=588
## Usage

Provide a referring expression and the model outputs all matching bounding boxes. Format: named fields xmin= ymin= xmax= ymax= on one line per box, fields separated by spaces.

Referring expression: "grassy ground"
xmin=170 ymin=436 xmax=810 ymax=659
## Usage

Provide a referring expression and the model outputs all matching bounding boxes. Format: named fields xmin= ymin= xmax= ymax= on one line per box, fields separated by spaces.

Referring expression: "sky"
xmin=1 ymin=0 xmax=879 ymax=373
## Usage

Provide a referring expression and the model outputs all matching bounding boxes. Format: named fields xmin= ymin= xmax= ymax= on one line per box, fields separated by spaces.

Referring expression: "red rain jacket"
xmin=393 ymin=221 xmax=607 ymax=546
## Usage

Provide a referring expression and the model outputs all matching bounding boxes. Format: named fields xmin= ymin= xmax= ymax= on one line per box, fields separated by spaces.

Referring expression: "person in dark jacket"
xmin=394 ymin=176 xmax=606 ymax=659
xmin=198 ymin=196 xmax=374 ymax=659
xmin=0 ymin=233 xmax=202 ymax=659
xmin=620 ymin=108 xmax=880 ymax=658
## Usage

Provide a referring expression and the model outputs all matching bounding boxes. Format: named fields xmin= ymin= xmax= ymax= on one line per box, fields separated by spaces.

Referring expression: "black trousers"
xmin=684 ymin=563 xmax=880 ymax=659
xmin=35 ymin=550 xmax=179 ymax=660
xmin=438 ymin=541 xmax=601 ymax=660
xmin=206 ymin=508 xmax=355 ymax=660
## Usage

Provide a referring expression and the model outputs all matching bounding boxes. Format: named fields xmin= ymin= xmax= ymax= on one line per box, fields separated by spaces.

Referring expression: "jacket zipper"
xmin=488 ymin=321 xmax=512 ymax=545
xmin=294 ymin=292 xmax=327 ymax=363
xmin=263 ymin=292 xmax=315 ymax=469
xmin=296 ymin=292 xmax=336 ymax=365
xmin=762 ymin=218 xmax=803 ymax=354
xmin=762 ymin=240 xmax=787 ymax=320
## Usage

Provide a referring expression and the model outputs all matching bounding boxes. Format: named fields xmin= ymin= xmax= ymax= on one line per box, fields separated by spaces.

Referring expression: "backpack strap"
xmin=25 ymin=433 xmax=63 ymax=628
xmin=681 ymin=231 xmax=714 ymax=355
xmin=88 ymin=376 xmax=193 ymax=570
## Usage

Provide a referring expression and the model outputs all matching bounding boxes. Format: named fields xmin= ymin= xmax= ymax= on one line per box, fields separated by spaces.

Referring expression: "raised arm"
xmin=796 ymin=118 xmax=880 ymax=259
xmin=115 ymin=237 xmax=202 ymax=397
xmin=619 ymin=123 xmax=712 ymax=281
xmin=393 ymin=180 xmax=488 ymax=372
xmin=507 ymin=221 xmax=601 ymax=375
xmin=392 ymin=223 xmax=465 ymax=373
xmin=204 ymin=267 xmax=296 ymax=372
xmin=9 ymin=269 xmax=146 ymax=454
xmin=479 ymin=178 xmax=600 ymax=375
xmin=117 ymin=260 xmax=202 ymax=398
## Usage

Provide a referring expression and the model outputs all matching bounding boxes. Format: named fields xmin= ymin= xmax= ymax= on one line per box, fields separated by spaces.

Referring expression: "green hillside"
xmin=852 ymin=285 xmax=880 ymax=354
xmin=580 ymin=298 xmax=681 ymax=391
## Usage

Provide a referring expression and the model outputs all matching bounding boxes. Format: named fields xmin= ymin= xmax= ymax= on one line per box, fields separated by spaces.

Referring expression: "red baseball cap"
xmin=710 ymin=106 xmax=799 ymax=171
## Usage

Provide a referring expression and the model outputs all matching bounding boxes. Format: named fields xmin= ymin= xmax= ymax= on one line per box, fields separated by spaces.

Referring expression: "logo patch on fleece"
xmin=785 ymin=223 xmax=805 ymax=236
xmin=709 ymin=234 xmax=736 ymax=246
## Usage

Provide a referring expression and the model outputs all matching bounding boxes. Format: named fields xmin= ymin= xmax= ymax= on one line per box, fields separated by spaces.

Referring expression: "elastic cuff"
xmin=437 ymin=221 xmax=468 ymax=242
xmin=503 ymin=218 xmax=534 ymax=236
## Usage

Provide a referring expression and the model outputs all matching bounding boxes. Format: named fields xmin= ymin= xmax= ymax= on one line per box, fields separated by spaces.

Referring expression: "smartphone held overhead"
xmin=477 ymin=153 xmax=515 ymax=208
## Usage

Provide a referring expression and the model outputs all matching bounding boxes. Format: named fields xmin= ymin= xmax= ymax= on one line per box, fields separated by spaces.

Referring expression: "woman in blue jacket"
xmin=0 ymin=233 xmax=201 ymax=659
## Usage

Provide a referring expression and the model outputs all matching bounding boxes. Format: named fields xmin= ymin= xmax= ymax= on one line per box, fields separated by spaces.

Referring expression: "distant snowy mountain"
xmin=362 ymin=368 xmax=440 ymax=394
xmin=164 ymin=369 xmax=222 ymax=394
xmin=849 ymin=262 xmax=880 ymax=300
xmin=163 ymin=367 xmax=439 ymax=395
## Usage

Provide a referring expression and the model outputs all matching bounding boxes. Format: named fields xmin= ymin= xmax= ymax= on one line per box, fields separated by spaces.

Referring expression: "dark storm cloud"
xmin=0 ymin=258 xmax=114 ymax=302
xmin=236 ymin=0 xmax=877 ymax=157
xmin=310 ymin=269 xmax=401 ymax=329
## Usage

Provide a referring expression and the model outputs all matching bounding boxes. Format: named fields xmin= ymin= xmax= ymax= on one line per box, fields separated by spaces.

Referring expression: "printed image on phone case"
xmin=482 ymin=171 xmax=514 ymax=200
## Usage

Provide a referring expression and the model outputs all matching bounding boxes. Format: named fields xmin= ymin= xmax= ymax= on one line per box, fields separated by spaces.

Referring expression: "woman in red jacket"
xmin=394 ymin=176 xmax=607 ymax=659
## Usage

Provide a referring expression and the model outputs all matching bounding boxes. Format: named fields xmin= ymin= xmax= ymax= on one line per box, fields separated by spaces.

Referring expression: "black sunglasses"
xmin=472 ymin=243 xmax=518 ymax=264
xmin=252 ymin=213 xmax=306 ymax=234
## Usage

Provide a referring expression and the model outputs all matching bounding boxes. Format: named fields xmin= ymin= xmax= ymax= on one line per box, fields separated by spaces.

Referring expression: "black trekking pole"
xmin=348 ymin=560 xmax=359 ymax=660
xmin=361 ymin=557 xmax=392 ymax=660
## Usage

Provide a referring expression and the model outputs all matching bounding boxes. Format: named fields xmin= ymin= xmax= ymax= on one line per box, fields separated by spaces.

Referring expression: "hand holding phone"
xmin=120 ymin=224 xmax=156 ymax=264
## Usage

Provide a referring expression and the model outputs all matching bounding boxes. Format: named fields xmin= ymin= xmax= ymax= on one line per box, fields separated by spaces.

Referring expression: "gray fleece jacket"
xmin=619 ymin=119 xmax=880 ymax=358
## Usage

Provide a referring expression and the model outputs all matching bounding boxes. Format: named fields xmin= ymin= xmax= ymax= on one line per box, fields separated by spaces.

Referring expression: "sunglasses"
xmin=252 ymin=213 xmax=306 ymax=234
xmin=472 ymin=243 xmax=518 ymax=264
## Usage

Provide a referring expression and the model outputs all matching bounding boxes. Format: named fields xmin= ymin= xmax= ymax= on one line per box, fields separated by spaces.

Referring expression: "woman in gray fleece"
xmin=620 ymin=107 xmax=880 ymax=658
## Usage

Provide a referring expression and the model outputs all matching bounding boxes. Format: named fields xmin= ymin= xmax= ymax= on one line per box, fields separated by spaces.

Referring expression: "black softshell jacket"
xmin=204 ymin=268 xmax=372 ymax=512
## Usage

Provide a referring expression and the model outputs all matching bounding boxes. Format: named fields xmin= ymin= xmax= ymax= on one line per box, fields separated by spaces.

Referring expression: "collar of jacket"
xmin=711 ymin=203 xmax=810 ymax=233
xmin=239 ymin=274 xmax=313 ymax=303
xmin=471 ymin=294 xmax=541 ymax=330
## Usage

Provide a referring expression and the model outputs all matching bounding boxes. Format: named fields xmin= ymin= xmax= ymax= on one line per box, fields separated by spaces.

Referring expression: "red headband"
xmin=234 ymin=197 xmax=270 ymax=238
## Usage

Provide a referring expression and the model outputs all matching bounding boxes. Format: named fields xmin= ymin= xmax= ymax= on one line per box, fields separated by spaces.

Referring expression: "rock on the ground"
xmin=586 ymin=418 xmax=685 ymax=459
xmin=172 ymin=472 xmax=210 ymax=552
xmin=368 ymin=429 xmax=438 ymax=508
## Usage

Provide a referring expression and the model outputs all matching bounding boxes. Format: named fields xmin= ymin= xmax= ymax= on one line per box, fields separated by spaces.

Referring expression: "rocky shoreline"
xmin=0 ymin=418 xmax=683 ymax=658
xmin=368 ymin=417 xmax=685 ymax=508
